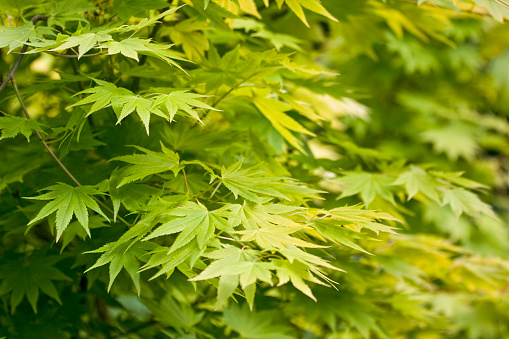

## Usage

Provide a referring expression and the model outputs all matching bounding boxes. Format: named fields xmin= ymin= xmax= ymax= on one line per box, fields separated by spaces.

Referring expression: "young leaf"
xmin=143 ymin=201 xmax=232 ymax=251
xmin=111 ymin=144 xmax=180 ymax=187
xmin=51 ymin=31 xmax=113 ymax=58
xmin=69 ymin=79 xmax=133 ymax=115
xmin=253 ymin=93 xmax=315 ymax=153
xmin=393 ymin=166 xmax=441 ymax=202
xmin=85 ymin=240 xmax=157 ymax=294
xmin=152 ymin=90 xmax=218 ymax=123
xmin=26 ymin=183 xmax=109 ymax=241
xmin=0 ymin=254 xmax=70 ymax=314
xmin=0 ymin=115 xmax=45 ymax=141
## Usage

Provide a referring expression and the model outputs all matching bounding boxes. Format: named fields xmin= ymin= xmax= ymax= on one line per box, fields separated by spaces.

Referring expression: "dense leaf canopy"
xmin=1 ymin=0 xmax=509 ymax=338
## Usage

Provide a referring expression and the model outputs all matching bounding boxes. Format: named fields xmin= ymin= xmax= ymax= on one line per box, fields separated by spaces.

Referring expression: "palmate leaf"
xmin=190 ymin=246 xmax=274 ymax=309
xmin=333 ymin=172 xmax=396 ymax=206
xmin=218 ymin=161 xmax=319 ymax=203
xmin=68 ymin=79 xmax=133 ymax=115
xmin=273 ymin=0 xmax=337 ymax=26
xmin=143 ymin=202 xmax=233 ymax=251
xmin=111 ymin=144 xmax=180 ymax=188
xmin=26 ymin=183 xmax=109 ymax=241
xmin=237 ymin=226 xmax=325 ymax=249
xmin=50 ymin=30 xmax=113 ymax=58
xmin=112 ymin=0 xmax=168 ymax=20
xmin=393 ymin=166 xmax=441 ymax=203
xmin=223 ymin=304 xmax=294 ymax=339
xmin=228 ymin=202 xmax=304 ymax=230
xmin=0 ymin=115 xmax=45 ymax=141
xmin=253 ymin=92 xmax=315 ymax=153
xmin=0 ymin=21 xmax=54 ymax=53
xmin=85 ymin=240 xmax=157 ymax=294
xmin=113 ymin=94 xmax=167 ymax=134
xmin=152 ymin=91 xmax=218 ymax=123
xmin=0 ymin=253 xmax=70 ymax=313
xmin=100 ymin=37 xmax=151 ymax=61
xmin=442 ymin=188 xmax=498 ymax=219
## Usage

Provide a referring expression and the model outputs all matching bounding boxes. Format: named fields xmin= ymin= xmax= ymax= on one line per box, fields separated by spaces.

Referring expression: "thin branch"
xmin=11 ymin=76 xmax=82 ymax=186
xmin=0 ymin=15 xmax=49 ymax=94
xmin=0 ymin=15 xmax=133 ymax=228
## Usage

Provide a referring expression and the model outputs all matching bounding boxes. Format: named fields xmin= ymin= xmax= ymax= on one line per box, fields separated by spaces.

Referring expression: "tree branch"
xmin=0 ymin=15 xmax=49 ymax=94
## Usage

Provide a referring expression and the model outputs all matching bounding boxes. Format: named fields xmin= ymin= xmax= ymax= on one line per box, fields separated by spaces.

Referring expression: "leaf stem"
xmin=209 ymin=181 xmax=222 ymax=198
xmin=182 ymin=168 xmax=191 ymax=195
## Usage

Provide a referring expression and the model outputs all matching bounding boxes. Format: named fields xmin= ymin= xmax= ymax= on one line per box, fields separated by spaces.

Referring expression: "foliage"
xmin=1 ymin=0 xmax=509 ymax=338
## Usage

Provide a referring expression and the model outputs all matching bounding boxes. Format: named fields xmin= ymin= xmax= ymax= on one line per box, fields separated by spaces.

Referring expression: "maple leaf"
xmin=274 ymin=0 xmax=337 ymax=27
xmin=163 ymin=18 xmax=210 ymax=59
xmin=152 ymin=90 xmax=218 ymax=123
xmin=253 ymin=92 xmax=315 ymax=153
xmin=112 ymin=0 xmax=169 ymax=20
xmin=85 ymin=240 xmax=157 ymax=294
xmin=190 ymin=246 xmax=274 ymax=309
xmin=223 ymin=304 xmax=295 ymax=339
xmin=111 ymin=144 xmax=180 ymax=188
xmin=442 ymin=188 xmax=498 ymax=219
xmin=143 ymin=202 xmax=232 ymax=251
xmin=112 ymin=94 xmax=166 ymax=134
xmin=50 ymin=31 xmax=113 ymax=58
xmin=69 ymin=79 xmax=133 ymax=115
xmin=26 ymin=183 xmax=109 ymax=241
xmin=0 ymin=22 xmax=54 ymax=53
xmin=333 ymin=172 xmax=396 ymax=206
xmin=393 ymin=166 xmax=441 ymax=202
xmin=100 ymin=38 xmax=151 ymax=61
xmin=0 ymin=115 xmax=45 ymax=141
xmin=421 ymin=124 xmax=479 ymax=161
xmin=0 ymin=253 xmax=70 ymax=313
xmin=228 ymin=202 xmax=303 ymax=230
xmin=218 ymin=161 xmax=293 ymax=203
xmin=237 ymin=226 xmax=325 ymax=249
xmin=46 ymin=0 xmax=94 ymax=28
xmin=313 ymin=219 xmax=374 ymax=254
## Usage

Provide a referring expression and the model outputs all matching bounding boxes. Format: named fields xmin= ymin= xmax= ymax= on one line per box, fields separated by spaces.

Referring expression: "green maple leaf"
xmin=143 ymin=201 xmax=232 ymax=251
xmin=0 ymin=253 xmax=70 ymax=313
xmin=85 ymin=240 xmax=157 ymax=294
xmin=228 ymin=202 xmax=303 ymax=230
xmin=152 ymin=90 xmax=218 ymax=123
xmin=190 ymin=45 xmax=249 ymax=92
xmin=253 ymin=92 xmax=315 ymax=153
xmin=313 ymin=219 xmax=374 ymax=254
xmin=393 ymin=166 xmax=441 ymax=202
xmin=100 ymin=38 xmax=151 ymax=61
xmin=112 ymin=0 xmax=169 ymax=20
xmin=46 ymin=0 xmax=94 ymax=28
xmin=69 ymin=79 xmax=133 ymax=115
xmin=0 ymin=115 xmax=45 ymax=141
xmin=327 ymin=205 xmax=399 ymax=235
xmin=0 ymin=21 xmax=54 ymax=53
xmin=274 ymin=0 xmax=337 ymax=27
xmin=113 ymin=94 xmax=166 ymax=134
xmin=219 ymin=161 xmax=318 ymax=203
xmin=223 ymin=304 xmax=294 ymax=339
xmin=111 ymin=144 xmax=180 ymax=188
xmin=50 ymin=31 xmax=112 ymax=58
xmin=26 ymin=183 xmax=109 ymax=241
xmin=190 ymin=246 xmax=274 ymax=309
xmin=442 ymin=188 xmax=497 ymax=219
xmin=237 ymin=226 xmax=325 ymax=249
xmin=421 ymin=124 xmax=479 ymax=161
xmin=333 ymin=172 xmax=396 ymax=206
